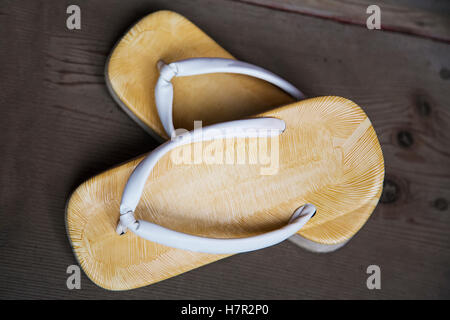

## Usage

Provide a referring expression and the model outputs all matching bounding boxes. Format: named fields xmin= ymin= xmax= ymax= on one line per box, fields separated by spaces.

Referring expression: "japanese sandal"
xmin=67 ymin=64 xmax=384 ymax=289
xmin=105 ymin=10 xmax=302 ymax=142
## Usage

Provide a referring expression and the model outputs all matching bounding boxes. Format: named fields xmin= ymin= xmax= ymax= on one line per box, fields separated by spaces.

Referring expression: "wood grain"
xmin=232 ymin=0 xmax=450 ymax=43
xmin=0 ymin=0 xmax=449 ymax=298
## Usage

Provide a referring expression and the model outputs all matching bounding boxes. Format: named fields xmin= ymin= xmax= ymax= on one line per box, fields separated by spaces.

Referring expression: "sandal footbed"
xmin=66 ymin=96 xmax=384 ymax=290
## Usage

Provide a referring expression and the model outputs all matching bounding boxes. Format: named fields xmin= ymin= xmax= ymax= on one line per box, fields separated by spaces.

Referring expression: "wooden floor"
xmin=0 ymin=0 xmax=449 ymax=299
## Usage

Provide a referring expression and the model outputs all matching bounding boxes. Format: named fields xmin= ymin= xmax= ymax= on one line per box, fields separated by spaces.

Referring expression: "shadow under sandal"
xmin=66 ymin=59 xmax=384 ymax=290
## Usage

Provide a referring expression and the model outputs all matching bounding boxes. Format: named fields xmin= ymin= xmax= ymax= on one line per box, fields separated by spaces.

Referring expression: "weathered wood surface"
xmin=234 ymin=0 xmax=450 ymax=42
xmin=0 ymin=0 xmax=449 ymax=299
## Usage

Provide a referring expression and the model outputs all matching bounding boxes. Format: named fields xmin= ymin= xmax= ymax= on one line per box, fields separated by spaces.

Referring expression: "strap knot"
xmin=116 ymin=211 xmax=139 ymax=235
xmin=157 ymin=60 xmax=178 ymax=82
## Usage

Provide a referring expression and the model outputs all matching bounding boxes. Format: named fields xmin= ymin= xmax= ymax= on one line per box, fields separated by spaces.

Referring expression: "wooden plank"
xmin=0 ymin=0 xmax=449 ymax=299
xmin=232 ymin=0 xmax=450 ymax=42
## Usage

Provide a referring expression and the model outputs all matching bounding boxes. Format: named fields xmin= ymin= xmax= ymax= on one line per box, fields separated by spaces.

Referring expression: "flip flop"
xmin=105 ymin=10 xmax=302 ymax=142
xmin=66 ymin=77 xmax=384 ymax=289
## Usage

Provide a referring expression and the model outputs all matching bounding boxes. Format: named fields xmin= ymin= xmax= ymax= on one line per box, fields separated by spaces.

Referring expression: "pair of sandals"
xmin=66 ymin=11 xmax=384 ymax=290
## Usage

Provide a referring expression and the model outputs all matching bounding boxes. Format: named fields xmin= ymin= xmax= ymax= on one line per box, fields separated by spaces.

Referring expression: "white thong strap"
xmin=117 ymin=118 xmax=315 ymax=254
xmin=154 ymin=57 xmax=305 ymax=137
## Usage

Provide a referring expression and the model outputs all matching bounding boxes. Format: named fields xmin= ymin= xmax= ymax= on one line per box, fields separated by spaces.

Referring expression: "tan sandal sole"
xmin=66 ymin=97 xmax=384 ymax=290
